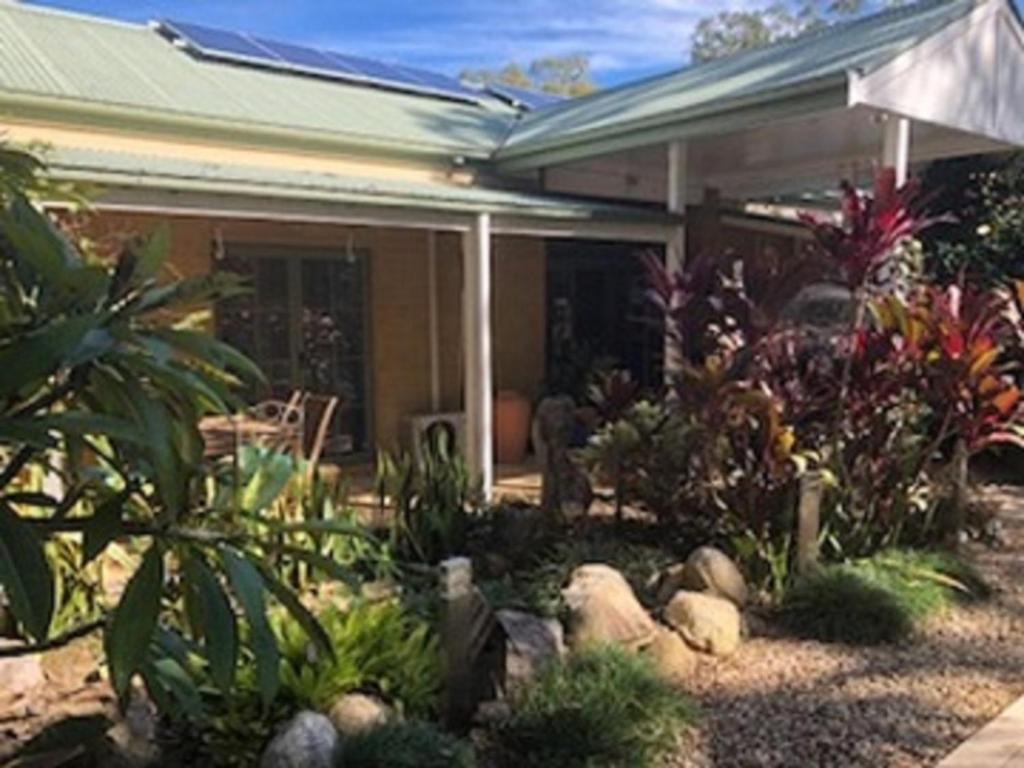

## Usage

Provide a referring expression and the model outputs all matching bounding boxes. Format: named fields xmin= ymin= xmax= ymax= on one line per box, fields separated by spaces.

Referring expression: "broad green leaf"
xmin=134 ymin=225 xmax=169 ymax=282
xmin=141 ymin=655 xmax=203 ymax=719
xmin=124 ymin=390 xmax=182 ymax=516
xmin=151 ymin=327 xmax=265 ymax=386
xmin=32 ymin=412 xmax=147 ymax=445
xmin=0 ymin=314 xmax=102 ymax=397
xmin=258 ymin=565 xmax=334 ymax=662
xmin=240 ymin=452 xmax=294 ymax=514
xmin=273 ymin=545 xmax=358 ymax=589
xmin=183 ymin=553 xmax=238 ymax=692
xmin=106 ymin=545 xmax=164 ymax=699
xmin=221 ymin=547 xmax=279 ymax=706
xmin=0 ymin=418 xmax=56 ymax=447
xmin=0 ymin=502 xmax=53 ymax=641
xmin=82 ymin=492 xmax=127 ymax=563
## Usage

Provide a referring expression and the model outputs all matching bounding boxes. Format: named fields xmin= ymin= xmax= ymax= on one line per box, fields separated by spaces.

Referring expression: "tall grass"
xmin=780 ymin=549 xmax=988 ymax=645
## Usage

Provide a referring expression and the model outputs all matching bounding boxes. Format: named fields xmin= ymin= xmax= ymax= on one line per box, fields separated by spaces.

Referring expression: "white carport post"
xmin=665 ymin=140 xmax=688 ymax=378
xmin=463 ymin=212 xmax=494 ymax=501
xmin=882 ymin=115 xmax=912 ymax=186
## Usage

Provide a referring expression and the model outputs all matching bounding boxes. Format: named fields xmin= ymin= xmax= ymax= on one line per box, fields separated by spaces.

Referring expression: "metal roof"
xmin=496 ymin=0 xmax=980 ymax=165
xmin=43 ymin=145 xmax=677 ymax=225
xmin=0 ymin=3 xmax=517 ymax=160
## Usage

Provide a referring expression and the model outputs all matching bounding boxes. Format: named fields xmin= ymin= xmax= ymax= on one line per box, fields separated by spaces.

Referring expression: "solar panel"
xmin=486 ymin=84 xmax=564 ymax=111
xmin=157 ymin=19 xmax=484 ymax=105
xmin=159 ymin=19 xmax=277 ymax=63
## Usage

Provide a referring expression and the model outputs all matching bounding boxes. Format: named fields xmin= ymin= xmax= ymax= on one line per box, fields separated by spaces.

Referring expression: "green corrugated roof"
xmin=0 ymin=0 xmax=990 ymax=172
xmin=497 ymin=0 xmax=979 ymax=164
xmin=43 ymin=145 xmax=677 ymax=224
xmin=0 ymin=3 xmax=518 ymax=160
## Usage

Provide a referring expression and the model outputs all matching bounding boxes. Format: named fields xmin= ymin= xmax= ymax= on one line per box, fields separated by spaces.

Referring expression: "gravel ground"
xmin=672 ymin=484 xmax=1024 ymax=768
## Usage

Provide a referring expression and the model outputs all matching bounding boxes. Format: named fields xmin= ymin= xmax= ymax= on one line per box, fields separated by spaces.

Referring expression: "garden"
xmin=2 ymin=144 xmax=1024 ymax=768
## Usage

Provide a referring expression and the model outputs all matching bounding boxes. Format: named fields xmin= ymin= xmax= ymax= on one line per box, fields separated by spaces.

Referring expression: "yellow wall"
xmin=73 ymin=211 xmax=546 ymax=452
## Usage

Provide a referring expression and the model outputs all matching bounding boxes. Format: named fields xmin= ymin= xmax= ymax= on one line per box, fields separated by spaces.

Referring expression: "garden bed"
xmin=672 ymin=483 xmax=1024 ymax=768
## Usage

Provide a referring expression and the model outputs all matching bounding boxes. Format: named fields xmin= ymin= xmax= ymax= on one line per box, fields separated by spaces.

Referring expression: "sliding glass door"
xmin=215 ymin=244 xmax=370 ymax=457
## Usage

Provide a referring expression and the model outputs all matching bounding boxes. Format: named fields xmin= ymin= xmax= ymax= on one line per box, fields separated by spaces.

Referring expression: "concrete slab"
xmin=939 ymin=696 xmax=1024 ymax=768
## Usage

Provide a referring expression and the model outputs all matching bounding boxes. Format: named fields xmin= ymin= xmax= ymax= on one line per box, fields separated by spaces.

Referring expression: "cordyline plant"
xmin=623 ymin=169 xmax=1024 ymax=574
xmin=0 ymin=146 xmax=361 ymax=714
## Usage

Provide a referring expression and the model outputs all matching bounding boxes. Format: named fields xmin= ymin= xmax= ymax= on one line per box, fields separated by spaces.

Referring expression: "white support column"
xmin=463 ymin=213 xmax=494 ymax=500
xmin=881 ymin=115 xmax=912 ymax=187
xmin=665 ymin=140 xmax=688 ymax=379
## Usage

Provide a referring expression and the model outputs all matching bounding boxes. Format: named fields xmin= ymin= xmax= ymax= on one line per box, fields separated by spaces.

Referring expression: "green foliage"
xmin=277 ymin=599 xmax=441 ymax=716
xmin=922 ymin=152 xmax=1024 ymax=286
xmin=342 ymin=721 xmax=476 ymax=768
xmin=191 ymin=598 xmax=440 ymax=766
xmin=480 ymin=536 xmax=676 ymax=619
xmin=377 ymin=431 xmax=477 ymax=565
xmin=780 ymin=549 xmax=988 ymax=645
xmin=493 ymin=647 xmax=693 ymax=768
xmin=461 ymin=55 xmax=595 ymax=97
xmin=0 ymin=145 xmax=374 ymax=713
xmin=691 ymin=1 xmax=909 ymax=63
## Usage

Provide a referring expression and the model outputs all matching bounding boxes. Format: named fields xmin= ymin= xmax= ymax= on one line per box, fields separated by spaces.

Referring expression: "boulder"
xmin=562 ymin=564 xmax=657 ymax=652
xmin=664 ymin=591 xmax=741 ymax=657
xmin=496 ymin=609 xmax=565 ymax=690
xmin=642 ymin=626 xmax=698 ymax=684
xmin=260 ymin=711 xmax=340 ymax=768
xmin=680 ymin=546 xmax=749 ymax=607
xmin=327 ymin=693 xmax=393 ymax=738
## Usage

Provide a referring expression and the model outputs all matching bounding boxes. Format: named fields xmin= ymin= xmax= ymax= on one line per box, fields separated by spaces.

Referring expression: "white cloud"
xmin=311 ymin=0 xmax=767 ymax=79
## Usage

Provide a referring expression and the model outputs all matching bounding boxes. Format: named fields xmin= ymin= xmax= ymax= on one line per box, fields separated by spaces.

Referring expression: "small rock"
xmin=681 ymin=546 xmax=749 ymax=607
xmin=327 ymin=693 xmax=393 ymax=737
xmin=642 ymin=626 xmax=698 ymax=684
xmin=664 ymin=590 xmax=742 ymax=657
xmin=562 ymin=564 xmax=657 ymax=651
xmin=260 ymin=711 xmax=340 ymax=768
xmin=101 ymin=692 xmax=161 ymax=767
xmin=496 ymin=609 xmax=565 ymax=690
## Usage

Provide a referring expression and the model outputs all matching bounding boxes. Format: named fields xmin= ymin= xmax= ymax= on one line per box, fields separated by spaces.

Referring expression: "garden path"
xmin=673 ymin=484 xmax=1024 ymax=768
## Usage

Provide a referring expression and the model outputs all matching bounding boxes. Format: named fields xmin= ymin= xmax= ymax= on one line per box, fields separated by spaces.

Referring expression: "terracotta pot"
xmin=494 ymin=389 xmax=532 ymax=464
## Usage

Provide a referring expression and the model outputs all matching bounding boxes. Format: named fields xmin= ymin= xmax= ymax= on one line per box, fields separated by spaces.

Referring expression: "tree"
xmin=919 ymin=152 xmax=1024 ymax=285
xmin=462 ymin=54 xmax=596 ymax=97
xmin=0 ymin=145 xmax=358 ymax=711
xmin=690 ymin=0 xmax=905 ymax=63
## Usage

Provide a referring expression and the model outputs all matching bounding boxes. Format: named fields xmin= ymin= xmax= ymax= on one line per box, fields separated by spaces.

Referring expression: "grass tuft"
xmin=493 ymin=646 xmax=694 ymax=768
xmin=780 ymin=548 xmax=989 ymax=645
xmin=341 ymin=720 xmax=476 ymax=768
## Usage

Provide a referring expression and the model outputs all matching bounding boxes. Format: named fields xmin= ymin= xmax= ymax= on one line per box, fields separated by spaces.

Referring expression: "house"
xmin=0 ymin=0 xmax=1022 ymax=497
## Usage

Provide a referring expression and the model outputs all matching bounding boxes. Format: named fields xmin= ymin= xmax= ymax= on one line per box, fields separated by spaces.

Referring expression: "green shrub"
xmin=277 ymin=600 xmax=442 ymax=716
xmin=494 ymin=647 xmax=693 ymax=768
xmin=780 ymin=549 xmax=988 ymax=645
xmin=342 ymin=721 xmax=476 ymax=768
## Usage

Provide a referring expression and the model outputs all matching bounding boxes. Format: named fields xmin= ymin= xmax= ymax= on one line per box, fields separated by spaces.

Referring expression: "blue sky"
xmin=24 ymin=0 xmax=1023 ymax=86
xmin=21 ymin=0 xmax=789 ymax=85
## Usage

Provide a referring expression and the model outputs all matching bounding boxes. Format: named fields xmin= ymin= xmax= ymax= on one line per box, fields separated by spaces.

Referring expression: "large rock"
xmin=562 ymin=564 xmax=657 ymax=651
xmin=496 ymin=609 xmax=565 ymax=690
xmin=260 ymin=711 xmax=341 ymax=768
xmin=642 ymin=626 xmax=698 ymax=684
xmin=664 ymin=591 xmax=741 ymax=657
xmin=679 ymin=546 xmax=749 ymax=607
xmin=328 ymin=693 xmax=393 ymax=737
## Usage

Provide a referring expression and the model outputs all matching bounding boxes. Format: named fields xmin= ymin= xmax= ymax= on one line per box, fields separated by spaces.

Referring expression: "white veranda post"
xmin=882 ymin=115 xmax=912 ymax=187
xmin=463 ymin=212 xmax=494 ymax=501
xmin=665 ymin=140 xmax=688 ymax=379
